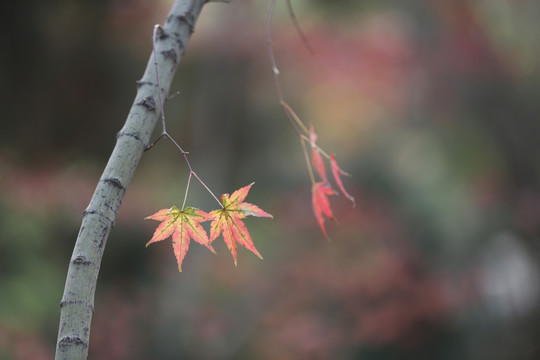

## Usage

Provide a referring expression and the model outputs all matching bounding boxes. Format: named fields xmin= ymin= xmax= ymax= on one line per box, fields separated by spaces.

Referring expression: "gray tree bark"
xmin=55 ymin=1 xmax=229 ymax=359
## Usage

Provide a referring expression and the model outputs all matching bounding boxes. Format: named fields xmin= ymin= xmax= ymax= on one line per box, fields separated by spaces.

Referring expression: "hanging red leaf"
xmin=330 ymin=153 xmax=355 ymax=206
xmin=208 ymin=183 xmax=273 ymax=266
xmin=312 ymin=181 xmax=336 ymax=238
xmin=309 ymin=124 xmax=318 ymax=145
xmin=145 ymin=206 xmax=215 ymax=272
xmin=310 ymin=126 xmax=328 ymax=182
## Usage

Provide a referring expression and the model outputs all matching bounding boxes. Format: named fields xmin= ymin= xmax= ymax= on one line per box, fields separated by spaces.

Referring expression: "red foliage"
xmin=311 ymin=181 xmax=336 ymax=238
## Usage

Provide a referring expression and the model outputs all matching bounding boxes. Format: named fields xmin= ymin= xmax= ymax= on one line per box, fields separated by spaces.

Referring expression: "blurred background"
xmin=1 ymin=0 xmax=540 ymax=359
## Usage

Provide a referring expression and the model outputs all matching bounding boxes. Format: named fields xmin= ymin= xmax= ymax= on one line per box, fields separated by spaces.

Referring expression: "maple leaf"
xmin=208 ymin=183 xmax=272 ymax=266
xmin=312 ymin=181 xmax=336 ymax=238
xmin=330 ymin=153 xmax=355 ymax=206
xmin=310 ymin=126 xmax=328 ymax=182
xmin=145 ymin=206 xmax=215 ymax=272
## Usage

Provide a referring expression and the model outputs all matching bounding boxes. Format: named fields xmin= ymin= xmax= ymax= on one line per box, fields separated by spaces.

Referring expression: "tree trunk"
xmin=55 ymin=1 xmax=228 ymax=358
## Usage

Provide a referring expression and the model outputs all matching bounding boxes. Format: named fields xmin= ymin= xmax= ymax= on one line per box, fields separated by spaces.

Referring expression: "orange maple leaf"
xmin=312 ymin=181 xmax=336 ymax=238
xmin=208 ymin=183 xmax=272 ymax=266
xmin=145 ymin=206 xmax=215 ymax=272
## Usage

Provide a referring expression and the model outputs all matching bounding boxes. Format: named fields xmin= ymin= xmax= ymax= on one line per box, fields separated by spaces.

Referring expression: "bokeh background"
xmin=2 ymin=0 xmax=540 ymax=359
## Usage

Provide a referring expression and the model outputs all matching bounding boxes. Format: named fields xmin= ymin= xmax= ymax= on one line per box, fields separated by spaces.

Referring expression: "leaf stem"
xmin=281 ymin=101 xmax=309 ymax=136
xmin=192 ymin=171 xmax=223 ymax=208
xmin=181 ymin=172 xmax=192 ymax=210
xmin=301 ymin=137 xmax=316 ymax=185
xmin=300 ymin=134 xmax=329 ymax=159
xmin=148 ymin=23 xmax=223 ymax=209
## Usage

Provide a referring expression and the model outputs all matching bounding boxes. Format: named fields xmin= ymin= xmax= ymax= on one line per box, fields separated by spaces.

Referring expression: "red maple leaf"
xmin=145 ymin=206 xmax=215 ymax=272
xmin=208 ymin=183 xmax=272 ymax=266
xmin=310 ymin=126 xmax=328 ymax=182
xmin=312 ymin=181 xmax=336 ymax=238
xmin=330 ymin=153 xmax=355 ymax=206
xmin=308 ymin=127 xmax=354 ymax=237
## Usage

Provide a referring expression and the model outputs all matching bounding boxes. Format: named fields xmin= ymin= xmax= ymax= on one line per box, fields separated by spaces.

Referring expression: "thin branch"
xmin=266 ymin=0 xmax=305 ymax=137
xmin=266 ymin=0 xmax=280 ymax=77
xmin=167 ymin=90 xmax=181 ymax=100
xmin=301 ymin=137 xmax=316 ymax=185
xmin=281 ymin=101 xmax=309 ymax=135
xmin=286 ymin=0 xmax=314 ymax=55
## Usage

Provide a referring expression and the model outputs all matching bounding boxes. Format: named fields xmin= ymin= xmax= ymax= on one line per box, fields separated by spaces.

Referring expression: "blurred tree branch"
xmin=54 ymin=1 xmax=228 ymax=359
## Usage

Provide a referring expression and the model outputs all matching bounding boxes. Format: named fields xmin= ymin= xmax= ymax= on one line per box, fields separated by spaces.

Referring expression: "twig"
xmin=286 ymin=0 xmax=314 ymax=55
